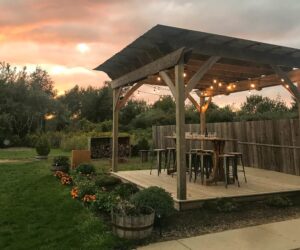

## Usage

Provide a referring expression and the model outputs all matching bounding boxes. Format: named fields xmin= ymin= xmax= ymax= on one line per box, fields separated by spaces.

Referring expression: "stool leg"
xmin=194 ymin=155 xmax=199 ymax=183
xmin=240 ymin=155 xmax=247 ymax=183
xmin=224 ymin=158 xmax=228 ymax=188
xmin=157 ymin=151 xmax=162 ymax=176
xmin=167 ymin=150 xmax=171 ymax=171
xmin=189 ymin=154 xmax=192 ymax=182
xmin=233 ymin=157 xmax=240 ymax=187
xmin=150 ymin=151 xmax=155 ymax=175
xmin=200 ymin=154 xmax=204 ymax=184
xmin=163 ymin=151 xmax=167 ymax=171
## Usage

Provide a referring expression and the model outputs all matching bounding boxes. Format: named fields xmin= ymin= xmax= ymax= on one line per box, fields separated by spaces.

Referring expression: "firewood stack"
xmin=89 ymin=136 xmax=131 ymax=159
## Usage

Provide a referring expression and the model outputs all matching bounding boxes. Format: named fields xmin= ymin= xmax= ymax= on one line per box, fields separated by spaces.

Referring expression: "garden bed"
xmin=141 ymin=197 xmax=300 ymax=245
xmin=49 ymin=154 xmax=300 ymax=248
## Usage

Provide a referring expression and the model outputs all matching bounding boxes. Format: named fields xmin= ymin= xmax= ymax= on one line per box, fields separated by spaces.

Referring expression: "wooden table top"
xmin=165 ymin=135 xmax=237 ymax=142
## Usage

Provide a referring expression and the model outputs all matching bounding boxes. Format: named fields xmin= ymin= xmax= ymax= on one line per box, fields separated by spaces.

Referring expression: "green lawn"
xmin=0 ymin=148 xmax=149 ymax=250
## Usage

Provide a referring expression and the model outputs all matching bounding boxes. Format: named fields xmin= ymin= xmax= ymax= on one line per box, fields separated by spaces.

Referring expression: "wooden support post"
xmin=175 ymin=60 xmax=186 ymax=200
xmin=112 ymin=88 xmax=121 ymax=172
xmin=200 ymin=96 xmax=205 ymax=148
xmin=271 ymin=65 xmax=300 ymax=124
xmin=298 ymin=83 xmax=300 ymax=122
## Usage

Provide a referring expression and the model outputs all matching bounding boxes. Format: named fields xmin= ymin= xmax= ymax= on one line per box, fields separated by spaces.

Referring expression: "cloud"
xmin=0 ymin=0 xmax=299 ymax=106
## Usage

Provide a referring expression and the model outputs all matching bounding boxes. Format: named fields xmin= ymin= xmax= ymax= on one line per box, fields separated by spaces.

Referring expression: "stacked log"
xmin=89 ymin=136 xmax=131 ymax=159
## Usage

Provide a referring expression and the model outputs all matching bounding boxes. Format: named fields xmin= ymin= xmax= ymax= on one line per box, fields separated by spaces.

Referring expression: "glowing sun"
xmin=76 ymin=43 xmax=90 ymax=53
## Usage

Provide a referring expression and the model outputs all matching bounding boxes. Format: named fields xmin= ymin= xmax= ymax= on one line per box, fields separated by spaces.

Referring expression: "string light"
xmin=218 ymin=82 xmax=222 ymax=87
xmin=285 ymin=84 xmax=289 ymax=88
xmin=213 ymin=79 xmax=217 ymax=84
xmin=183 ymin=72 xmax=187 ymax=77
xmin=210 ymin=85 xmax=214 ymax=89
xmin=157 ymin=76 xmax=161 ymax=81
xmin=281 ymin=78 xmax=285 ymax=82
xmin=227 ymin=85 xmax=232 ymax=90
xmin=232 ymin=84 xmax=236 ymax=89
xmin=250 ymin=83 xmax=256 ymax=88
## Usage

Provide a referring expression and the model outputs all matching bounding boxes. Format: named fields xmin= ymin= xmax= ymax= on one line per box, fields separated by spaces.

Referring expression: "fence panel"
xmin=152 ymin=119 xmax=300 ymax=176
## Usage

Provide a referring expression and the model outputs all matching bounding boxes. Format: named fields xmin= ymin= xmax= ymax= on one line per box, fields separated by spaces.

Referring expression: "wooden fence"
xmin=152 ymin=119 xmax=300 ymax=176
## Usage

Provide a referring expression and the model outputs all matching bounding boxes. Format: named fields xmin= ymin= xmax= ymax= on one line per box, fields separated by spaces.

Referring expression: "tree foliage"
xmin=0 ymin=61 xmax=298 ymax=148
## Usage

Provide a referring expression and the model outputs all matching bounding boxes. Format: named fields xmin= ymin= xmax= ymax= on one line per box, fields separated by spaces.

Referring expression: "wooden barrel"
xmin=111 ymin=208 xmax=154 ymax=239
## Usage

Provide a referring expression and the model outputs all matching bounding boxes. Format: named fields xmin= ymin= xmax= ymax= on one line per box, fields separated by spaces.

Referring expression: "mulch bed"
xmin=142 ymin=198 xmax=300 ymax=245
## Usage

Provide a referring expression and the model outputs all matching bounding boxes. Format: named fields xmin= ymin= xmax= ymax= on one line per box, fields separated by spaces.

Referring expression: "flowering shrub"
xmin=76 ymin=163 xmax=96 ymax=175
xmin=54 ymin=171 xmax=72 ymax=185
xmin=77 ymin=180 xmax=97 ymax=199
xmin=61 ymin=175 xmax=72 ymax=185
xmin=54 ymin=171 xmax=66 ymax=179
xmin=71 ymin=187 xmax=78 ymax=199
xmin=82 ymin=194 xmax=96 ymax=203
xmin=91 ymin=191 xmax=119 ymax=213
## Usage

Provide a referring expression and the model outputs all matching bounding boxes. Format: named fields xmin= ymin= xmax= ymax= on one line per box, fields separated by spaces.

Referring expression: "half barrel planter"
xmin=111 ymin=208 xmax=155 ymax=239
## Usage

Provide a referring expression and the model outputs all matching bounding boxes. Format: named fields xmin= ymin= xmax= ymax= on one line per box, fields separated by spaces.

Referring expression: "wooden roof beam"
xmin=271 ymin=65 xmax=300 ymax=100
xmin=185 ymin=56 xmax=220 ymax=98
xmin=110 ymin=47 xmax=191 ymax=89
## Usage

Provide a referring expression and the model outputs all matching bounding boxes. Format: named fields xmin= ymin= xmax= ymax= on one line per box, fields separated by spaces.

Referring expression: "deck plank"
xmin=113 ymin=167 xmax=300 ymax=202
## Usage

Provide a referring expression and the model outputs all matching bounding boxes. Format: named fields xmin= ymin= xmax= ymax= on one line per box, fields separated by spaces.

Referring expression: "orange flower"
xmin=71 ymin=187 xmax=78 ymax=199
xmin=54 ymin=171 xmax=68 ymax=179
xmin=61 ymin=176 xmax=72 ymax=185
xmin=82 ymin=194 xmax=96 ymax=203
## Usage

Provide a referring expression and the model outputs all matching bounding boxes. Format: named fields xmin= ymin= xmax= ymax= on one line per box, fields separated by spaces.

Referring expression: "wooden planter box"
xmin=111 ymin=208 xmax=154 ymax=239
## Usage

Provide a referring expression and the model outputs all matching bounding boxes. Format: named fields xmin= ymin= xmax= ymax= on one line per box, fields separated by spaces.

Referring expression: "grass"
xmin=0 ymin=147 xmax=69 ymax=160
xmin=0 ymin=147 xmax=146 ymax=250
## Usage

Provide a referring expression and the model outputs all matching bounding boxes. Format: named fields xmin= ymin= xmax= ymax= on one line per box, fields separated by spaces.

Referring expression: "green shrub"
xmin=203 ymin=198 xmax=239 ymax=212
xmin=60 ymin=134 xmax=88 ymax=151
xmin=71 ymin=172 xmax=88 ymax=186
xmin=114 ymin=200 xmax=153 ymax=216
xmin=76 ymin=163 xmax=96 ymax=175
xmin=131 ymin=138 xmax=150 ymax=156
xmin=46 ymin=131 xmax=63 ymax=148
xmin=35 ymin=136 xmax=50 ymax=156
xmin=52 ymin=156 xmax=70 ymax=173
xmin=11 ymin=135 xmax=22 ymax=146
xmin=265 ymin=196 xmax=293 ymax=208
xmin=24 ymin=134 xmax=39 ymax=147
xmin=131 ymin=186 xmax=174 ymax=218
xmin=91 ymin=191 xmax=119 ymax=213
xmin=77 ymin=180 xmax=97 ymax=200
xmin=94 ymin=174 xmax=121 ymax=188
xmin=113 ymin=183 xmax=139 ymax=200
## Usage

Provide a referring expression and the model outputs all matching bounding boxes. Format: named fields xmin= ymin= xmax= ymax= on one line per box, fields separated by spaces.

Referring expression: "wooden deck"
xmin=112 ymin=167 xmax=300 ymax=210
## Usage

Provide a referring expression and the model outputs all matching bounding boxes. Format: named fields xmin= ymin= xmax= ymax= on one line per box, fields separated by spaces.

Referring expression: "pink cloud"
xmin=0 ymin=0 xmax=299 ymax=106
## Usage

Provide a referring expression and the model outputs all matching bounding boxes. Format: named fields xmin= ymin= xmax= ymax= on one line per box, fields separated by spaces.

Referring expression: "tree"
xmin=152 ymin=96 xmax=175 ymax=113
xmin=120 ymin=100 xmax=148 ymax=130
xmin=237 ymin=95 xmax=290 ymax=120
xmin=0 ymin=62 xmax=56 ymax=139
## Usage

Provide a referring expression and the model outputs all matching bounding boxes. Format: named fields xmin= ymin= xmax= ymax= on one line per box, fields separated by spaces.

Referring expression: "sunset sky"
xmin=1 ymin=0 xmax=300 ymax=108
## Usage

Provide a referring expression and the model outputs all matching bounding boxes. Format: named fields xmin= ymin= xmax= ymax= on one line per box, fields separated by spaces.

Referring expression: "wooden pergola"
xmin=95 ymin=25 xmax=300 ymax=200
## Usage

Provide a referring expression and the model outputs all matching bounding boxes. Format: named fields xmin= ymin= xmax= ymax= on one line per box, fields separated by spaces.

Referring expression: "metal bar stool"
xmin=197 ymin=150 xmax=213 ymax=184
xmin=165 ymin=147 xmax=176 ymax=174
xmin=150 ymin=149 xmax=165 ymax=176
xmin=227 ymin=152 xmax=247 ymax=183
xmin=186 ymin=151 xmax=200 ymax=182
xmin=139 ymin=150 xmax=151 ymax=163
xmin=219 ymin=154 xmax=240 ymax=188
